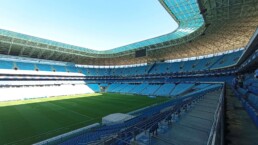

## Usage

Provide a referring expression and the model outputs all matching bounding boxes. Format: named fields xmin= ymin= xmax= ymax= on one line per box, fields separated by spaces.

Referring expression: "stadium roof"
xmin=0 ymin=0 xmax=204 ymax=55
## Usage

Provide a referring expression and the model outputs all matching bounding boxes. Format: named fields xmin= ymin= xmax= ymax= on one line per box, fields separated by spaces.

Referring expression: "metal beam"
xmin=46 ymin=51 xmax=56 ymax=60
xmin=37 ymin=45 xmax=48 ymax=59
xmin=7 ymin=38 xmax=14 ymax=55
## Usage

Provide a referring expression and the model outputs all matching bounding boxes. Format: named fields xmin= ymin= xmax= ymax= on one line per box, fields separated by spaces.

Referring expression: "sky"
xmin=0 ymin=0 xmax=178 ymax=51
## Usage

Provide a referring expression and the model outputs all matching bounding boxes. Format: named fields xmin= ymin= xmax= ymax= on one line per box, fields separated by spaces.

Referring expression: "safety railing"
xmin=206 ymin=83 xmax=225 ymax=145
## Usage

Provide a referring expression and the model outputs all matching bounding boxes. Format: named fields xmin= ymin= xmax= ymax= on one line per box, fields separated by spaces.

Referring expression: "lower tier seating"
xmin=232 ymin=74 xmax=258 ymax=127
xmin=87 ymin=84 xmax=101 ymax=92
xmin=59 ymin=84 xmax=222 ymax=145
xmin=105 ymin=83 xmax=217 ymax=98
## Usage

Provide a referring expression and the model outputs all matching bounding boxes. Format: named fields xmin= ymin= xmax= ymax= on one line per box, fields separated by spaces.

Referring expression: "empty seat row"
xmin=0 ymin=60 xmax=75 ymax=72
xmin=0 ymin=50 xmax=243 ymax=76
xmin=105 ymin=83 xmax=212 ymax=98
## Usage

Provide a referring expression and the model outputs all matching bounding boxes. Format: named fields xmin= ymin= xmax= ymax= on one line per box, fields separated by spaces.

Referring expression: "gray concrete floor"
xmin=151 ymin=91 xmax=221 ymax=145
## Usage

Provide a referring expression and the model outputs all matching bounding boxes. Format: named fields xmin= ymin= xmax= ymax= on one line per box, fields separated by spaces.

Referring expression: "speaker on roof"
xmin=205 ymin=23 xmax=211 ymax=27
xmin=200 ymin=8 xmax=207 ymax=14
xmin=135 ymin=48 xmax=147 ymax=58
xmin=201 ymin=23 xmax=211 ymax=36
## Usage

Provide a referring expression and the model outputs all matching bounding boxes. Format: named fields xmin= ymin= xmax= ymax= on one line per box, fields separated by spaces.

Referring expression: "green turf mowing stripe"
xmin=0 ymin=93 xmax=168 ymax=145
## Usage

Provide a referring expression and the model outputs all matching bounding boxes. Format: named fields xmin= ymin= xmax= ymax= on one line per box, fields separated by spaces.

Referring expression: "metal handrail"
xmin=206 ymin=83 xmax=225 ymax=145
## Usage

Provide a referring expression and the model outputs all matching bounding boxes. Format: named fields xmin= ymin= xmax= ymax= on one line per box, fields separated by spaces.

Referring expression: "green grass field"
xmin=0 ymin=93 xmax=168 ymax=145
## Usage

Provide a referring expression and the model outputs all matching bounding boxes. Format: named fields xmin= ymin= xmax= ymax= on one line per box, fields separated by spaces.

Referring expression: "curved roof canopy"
xmin=0 ymin=0 xmax=204 ymax=55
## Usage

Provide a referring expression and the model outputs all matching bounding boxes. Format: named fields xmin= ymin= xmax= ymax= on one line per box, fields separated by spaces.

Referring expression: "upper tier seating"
xmin=88 ymin=68 xmax=98 ymax=76
xmin=182 ymin=59 xmax=196 ymax=72
xmin=66 ymin=66 xmax=79 ymax=73
xmin=0 ymin=49 xmax=243 ymax=76
xmin=125 ymin=66 xmax=146 ymax=76
xmin=52 ymin=65 xmax=67 ymax=72
xmin=97 ymin=68 xmax=109 ymax=76
xmin=169 ymin=61 xmax=182 ymax=73
xmin=149 ymin=63 xmax=168 ymax=74
xmin=211 ymin=50 xmax=243 ymax=69
xmin=193 ymin=56 xmax=222 ymax=71
xmin=194 ymin=58 xmax=209 ymax=71
xmin=36 ymin=63 xmax=53 ymax=71
xmin=0 ymin=60 xmax=14 ymax=69
xmin=16 ymin=62 xmax=35 ymax=70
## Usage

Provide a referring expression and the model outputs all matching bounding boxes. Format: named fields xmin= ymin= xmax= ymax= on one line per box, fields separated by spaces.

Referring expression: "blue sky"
xmin=0 ymin=0 xmax=177 ymax=51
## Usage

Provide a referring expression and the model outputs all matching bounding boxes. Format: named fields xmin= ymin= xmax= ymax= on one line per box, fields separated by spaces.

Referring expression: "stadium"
xmin=0 ymin=0 xmax=258 ymax=145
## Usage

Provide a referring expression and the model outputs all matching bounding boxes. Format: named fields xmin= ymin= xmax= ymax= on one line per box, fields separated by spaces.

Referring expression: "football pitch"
xmin=0 ymin=93 xmax=168 ymax=145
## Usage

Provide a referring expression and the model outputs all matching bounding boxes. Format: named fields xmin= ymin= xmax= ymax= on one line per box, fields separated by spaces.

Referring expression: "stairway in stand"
xmin=151 ymin=90 xmax=221 ymax=145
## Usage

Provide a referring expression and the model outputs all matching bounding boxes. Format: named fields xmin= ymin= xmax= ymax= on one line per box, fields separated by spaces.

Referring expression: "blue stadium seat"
xmin=247 ymin=93 xmax=258 ymax=110
xmin=169 ymin=62 xmax=182 ymax=73
xmin=170 ymin=83 xmax=194 ymax=96
xmin=87 ymin=84 xmax=100 ymax=92
xmin=66 ymin=66 xmax=79 ymax=73
xmin=182 ymin=60 xmax=196 ymax=72
xmin=52 ymin=65 xmax=67 ymax=72
xmin=149 ymin=63 xmax=168 ymax=74
xmin=87 ymin=68 xmax=97 ymax=76
xmin=193 ymin=84 xmax=211 ymax=90
xmin=16 ymin=62 xmax=35 ymax=70
xmin=194 ymin=58 xmax=210 ymax=71
xmin=59 ymin=85 xmax=222 ymax=145
xmin=36 ymin=63 xmax=53 ymax=71
xmin=210 ymin=50 xmax=243 ymax=69
xmin=130 ymin=83 xmax=148 ymax=94
xmin=106 ymin=84 xmax=121 ymax=92
xmin=140 ymin=84 xmax=161 ymax=96
xmin=154 ymin=84 xmax=175 ymax=97
xmin=203 ymin=55 xmax=224 ymax=70
xmin=0 ymin=60 xmax=14 ymax=69
xmin=78 ymin=68 xmax=87 ymax=74
xmin=119 ymin=84 xmax=137 ymax=93
xmin=111 ymin=84 xmax=128 ymax=93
